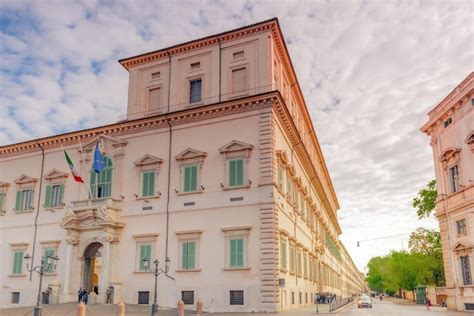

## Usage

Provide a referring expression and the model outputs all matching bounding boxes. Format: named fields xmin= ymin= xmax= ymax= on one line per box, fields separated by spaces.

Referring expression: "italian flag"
xmin=64 ymin=151 xmax=84 ymax=183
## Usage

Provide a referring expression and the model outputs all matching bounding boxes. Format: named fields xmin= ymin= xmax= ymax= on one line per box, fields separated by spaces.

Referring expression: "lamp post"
xmin=143 ymin=257 xmax=170 ymax=316
xmin=24 ymin=253 xmax=60 ymax=316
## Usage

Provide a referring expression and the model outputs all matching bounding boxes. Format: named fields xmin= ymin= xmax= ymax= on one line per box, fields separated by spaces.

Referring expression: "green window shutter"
xmin=236 ymin=239 xmax=244 ymax=267
xmin=139 ymin=244 xmax=151 ymax=271
xmin=236 ymin=159 xmax=244 ymax=186
xmin=190 ymin=165 xmax=197 ymax=191
xmin=13 ymin=251 xmax=23 ymax=274
xmin=229 ymin=160 xmax=236 ymax=186
xmin=142 ymin=171 xmax=155 ymax=197
xmin=90 ymin=171 xmax=96 ymax=199
xmin=0 ymin=192 xmax=4 ymax=210
xmin=187 ymin=241 xmax=195 ymax=269
xmin=44 ymin=185 xmax=52 ymax=208
xmin=182 ymin=242 xmax=188 ymax=269
xmin=230 ymin=239 xmax=236 ymax=267
xmin=44 ymin=249 xmax=55 ymax=272
xmin=15 ymin=191 xmax=22 ymax=211
xmin=142 ymin=172 xmax=149 ymax=196
xmin=184 ymin=166 xmax=191 ymax=192
xmin=59 ymin=184 xmax=64 ymax=205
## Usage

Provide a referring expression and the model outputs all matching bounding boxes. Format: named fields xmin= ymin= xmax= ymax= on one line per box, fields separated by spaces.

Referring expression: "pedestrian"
xmin=78 ymin=287 xmax=83 ymax=303
xmin=106 ymin=287 xmax=113 ymax=304
xmin=424 ymin=297 xmax=430 ymax=310
xmin=82 ymin=289 xmax=89 ymax=305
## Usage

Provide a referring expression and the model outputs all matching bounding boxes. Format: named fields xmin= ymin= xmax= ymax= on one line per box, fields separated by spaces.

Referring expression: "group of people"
xmin=314 ymin=293 xmax=337 ymax=304
xmin=77 ymin=288 xmax=89 ymax=304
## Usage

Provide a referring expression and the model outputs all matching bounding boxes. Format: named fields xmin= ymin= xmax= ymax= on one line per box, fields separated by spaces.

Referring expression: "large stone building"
xmin=0 ymin=19 xmax=365 ymax=312
xmin=421 ymin=72 xmax=474 ymax=311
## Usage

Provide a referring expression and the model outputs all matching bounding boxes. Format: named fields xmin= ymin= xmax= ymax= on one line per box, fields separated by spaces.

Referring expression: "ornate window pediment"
xmin=465 ymin=130 xmax=474 ymax=152
xmin=453 ymin=241 xmax=472 ymax=252
xmin=134 ymin=154 xmax=164 ymax=169
xmin=218 ymin=140 xmax=254 ymax=158
xmin=276 ymin=149 xmax=289 ymax=165
xmin=81 ymin=135 xmax=128 ymax=152
xmin=439 ymin=147 xmax=461 ymax=169
xmin=44 ymin=169 xmax=69 ymax=181
xmin=0 ymin=181 xmax=10 ymax=189
xmin=15 ymin=174 xmax=38 ymax=186
xmin=175 ymin=148 xmax=207 ymax=163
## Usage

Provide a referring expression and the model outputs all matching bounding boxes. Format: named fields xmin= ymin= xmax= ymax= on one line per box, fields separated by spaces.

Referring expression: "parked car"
xmin=358 ymin=295 xmax=372 ymax=308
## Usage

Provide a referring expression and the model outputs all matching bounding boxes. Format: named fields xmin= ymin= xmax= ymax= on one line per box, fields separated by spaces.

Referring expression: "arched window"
xmin=90 ymin=157 xmax=113 ymax=198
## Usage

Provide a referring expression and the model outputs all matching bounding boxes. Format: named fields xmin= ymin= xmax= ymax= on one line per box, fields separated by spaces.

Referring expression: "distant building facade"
xmin=422 ymin=72 xmax=474 ymax=311
xmin=0 ymin=19 xmax=365 ymax=312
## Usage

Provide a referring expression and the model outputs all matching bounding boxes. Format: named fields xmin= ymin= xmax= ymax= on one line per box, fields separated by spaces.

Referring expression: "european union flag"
xmin=93 ymin=143 xmax=105 ymax=173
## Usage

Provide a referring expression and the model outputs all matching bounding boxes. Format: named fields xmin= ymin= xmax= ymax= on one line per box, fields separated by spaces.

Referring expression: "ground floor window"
xmin=461 ymin=255 xmax=472 ymax=285
xmin=230 ymin=290 xmax=244 ymax=305
xmin=291 ymin=291 xmax=295 ymax=305
xmin=11 ymin=292 xmax=20 ymax=304
xmin=138 ymin=291 xmax=149 ymax=304
xmin=182 ymin=291 xmax=194 ymax=305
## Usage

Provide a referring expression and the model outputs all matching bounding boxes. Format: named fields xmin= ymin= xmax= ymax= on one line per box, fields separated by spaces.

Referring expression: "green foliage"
xmin=412 ymin=180 xmax=437 ymax=219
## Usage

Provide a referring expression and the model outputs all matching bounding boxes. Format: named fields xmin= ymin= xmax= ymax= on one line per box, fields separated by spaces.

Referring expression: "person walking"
xmin=78 ymin=287 xmax=83 ymax=303
xmin=425 ymin=297 xmax=431 ymax=311
xmin=82 ymin=289 xmax=89 ymax=305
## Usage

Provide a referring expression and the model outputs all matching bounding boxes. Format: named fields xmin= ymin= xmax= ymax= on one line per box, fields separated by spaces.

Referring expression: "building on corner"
xmin=0 ymin=18 xmax=366 ymax=312
xmin=421 ymin=72 xmax=474 ymax=312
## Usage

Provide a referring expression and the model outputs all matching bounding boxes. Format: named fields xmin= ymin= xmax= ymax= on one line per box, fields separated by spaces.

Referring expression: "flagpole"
xmin=78 ymin=137 xmax=95 ymax=200
xmin=61 ymin=144 xmax=89 ymax=201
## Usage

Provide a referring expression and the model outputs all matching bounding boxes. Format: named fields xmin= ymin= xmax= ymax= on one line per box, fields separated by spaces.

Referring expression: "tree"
xmin=412 ymin=180 xmax=437 ymax=219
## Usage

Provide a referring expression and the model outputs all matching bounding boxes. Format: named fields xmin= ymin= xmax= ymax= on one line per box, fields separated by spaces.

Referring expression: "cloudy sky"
xmin=1 ymin=0 xmax=472 ymax=271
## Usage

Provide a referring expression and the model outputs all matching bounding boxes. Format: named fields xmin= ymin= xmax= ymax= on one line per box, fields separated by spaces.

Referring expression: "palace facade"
xmin=0 ymin=19 xmax=365 ymax=312
xmin=421 ymin=72 xmax=474 ymax=311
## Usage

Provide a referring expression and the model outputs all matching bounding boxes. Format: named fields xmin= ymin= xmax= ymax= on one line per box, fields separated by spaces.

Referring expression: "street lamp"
xmin=143 ymin=257 xmax=170 ymax=316
xmin=24 ymin=253 xmax=60 ymax=316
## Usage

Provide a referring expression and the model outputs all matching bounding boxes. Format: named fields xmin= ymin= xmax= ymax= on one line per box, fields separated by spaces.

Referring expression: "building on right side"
xmin=421 ymin=72 xmax=474 ymax=311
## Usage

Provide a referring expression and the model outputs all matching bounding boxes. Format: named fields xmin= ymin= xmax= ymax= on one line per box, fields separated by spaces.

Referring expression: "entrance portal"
xmin=83 ymin=242 xmax=103 ymax=294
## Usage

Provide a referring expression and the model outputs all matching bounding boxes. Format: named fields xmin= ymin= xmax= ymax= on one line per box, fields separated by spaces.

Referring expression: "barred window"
xmin=461 ymin=256 xmax=472 ymax=285
xmin=138 ymin=291 xmax=149 ymax=304
xmin=230 ymin=290 xmax=244 ymax=305
xmin=181 ymin=291 xmax=194 ymax=305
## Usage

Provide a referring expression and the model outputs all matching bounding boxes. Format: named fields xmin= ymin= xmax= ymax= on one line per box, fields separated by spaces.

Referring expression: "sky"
xmin=1 ymin=0 xmax=473 ymax=271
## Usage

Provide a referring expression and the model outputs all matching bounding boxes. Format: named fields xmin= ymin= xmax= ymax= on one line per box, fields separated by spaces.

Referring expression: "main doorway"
xmin=83 ymin=242 xmax=103 ymax=294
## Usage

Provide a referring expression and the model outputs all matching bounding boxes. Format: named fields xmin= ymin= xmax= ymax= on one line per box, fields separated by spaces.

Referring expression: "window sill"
xmin=176 ymin=269 xmax=201 ymax=272
xmin=44 ymin=206 xmax=65 ymax=211
xmin=44 ymin=272 xmax=58 ymax=277
xmin=14 ymin=209 xmax=34 ymax=214
xmin=186 ymin=102 xmax=204 ymax=108
xmin=223 ymin=267 xmax=251 ymax=271
xmin=9 ymin=274 xmax=26 ymax=277
xmin=136 ymin=196 xmax=160 ymax=201
xmin=280 ymin=268 xmax=288 ymax=273
xmin=177 ymin=190 xmax=203 ymax=196
xmin=289 ymin=272 xmax=295 ymax=276
xmin=223 ymin=184 xmax=251 ymax=191
xmin=133 ymin=271 xmax=153 ymax=274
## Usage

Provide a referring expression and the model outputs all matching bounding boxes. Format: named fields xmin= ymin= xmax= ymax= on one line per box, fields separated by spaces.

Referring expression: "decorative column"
xmin=61 ymin=237 xmax=79 ymax=302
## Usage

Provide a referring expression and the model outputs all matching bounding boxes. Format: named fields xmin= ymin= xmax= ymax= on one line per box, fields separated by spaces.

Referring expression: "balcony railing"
xmin=70 ymin=198 xmax=123 ymax=212
xmin=118 ymin=84 xmax=277 ymax=121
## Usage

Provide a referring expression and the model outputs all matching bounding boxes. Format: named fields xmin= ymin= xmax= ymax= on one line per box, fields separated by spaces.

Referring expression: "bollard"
xmin=177 ymin=299 xmax=185 ymax=316
xmin=76 ymin=302 xmax=86 ymax=316
xmin=116 ymin=302 xmax=125 ymax=316
xmin=196 ymin=299 xmax=204 ymax=316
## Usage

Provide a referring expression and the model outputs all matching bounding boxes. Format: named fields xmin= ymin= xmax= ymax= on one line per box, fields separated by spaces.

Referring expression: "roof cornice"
xmin=118 ymin=18 xmax=278 ymax=71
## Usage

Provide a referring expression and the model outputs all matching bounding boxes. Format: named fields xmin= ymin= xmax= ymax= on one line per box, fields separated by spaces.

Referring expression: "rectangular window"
xmin=151 ymin=72 xmax=160 ymax=80
xmin=148 ymin=88 xmax=162 ymax=113
xmin=138 ymin=291 xmax=149 ymax=304
xmin=277 ymin=166 xmax=284 ymax=191
xmin=189 ymin=79 xmax=202 ymax=103
xmin=280 ymin=239 xmax=287 ymax=270
xmin=45 ymin=184 xmax=64 ymax=208
xmin=229 ymin=238 xmax=244 ymax=267
xmin=11 ymin=292 xmax=20 ymax=304
xmin=12 ymin=251 xmax=23 ymax=275
xmin=291 ymin=292 xmax=295 ymax=305
xmin=182 ymin=291 xmax=194 ymax=305
xmin=190 ymin=62 xmax=200 ymax=70
xmin=15 ymin=189 xmax=33 ymax=211
xmin=183 ymin=165 xmax=198 ymax=192
xmin=299 ymin=292 xmax=302 ymax=304
xmin=303 ymin=254 xmax=308 ymax=278
xmin=232 ymin=68 xmax=246 ymax=93
xmin=43 ymin=248 xmax=56 ymax=273
xmin=141 ymin=171 xmax=155 ymax=197
xmin=289 ymin=244 xmax=295 ymax=273
xmin=139 ymin=244 xmax=152 ymax=272
xmin=230 ymin=290 xmax=244 ymax=305
xmin=233 ymin=51 xmax=244 ymax=59
xmin=444 ymin=117 xmax=452 ymax=128
xmin=461 ymin=255 xmax=472 ymax=285
xmin=457 ymin=219 xmax=467 ymax=236
xmin=0 ymin=192 xmax=5 ymax=211
xmin=287 ymin=178 xmax=293 ymax=202
xmin=449 ymin=165 xmax=459 ymax=193
xmin=229 ymin=158 xmax=244 ymax=187
xmin=181 ymin=241 xmax=196 ymax=270
xmin=297 ymin=249 xmax=302 ymax=275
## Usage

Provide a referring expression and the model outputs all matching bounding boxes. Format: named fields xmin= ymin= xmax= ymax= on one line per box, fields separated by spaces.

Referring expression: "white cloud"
xmin=1 ymin=0 xmax=472 ymax=271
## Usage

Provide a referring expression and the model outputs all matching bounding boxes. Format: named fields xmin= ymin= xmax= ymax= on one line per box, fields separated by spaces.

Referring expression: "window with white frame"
xmin=133 ymin=233 xmax=159 ymax=272
xmin=277 ymin=165 xmax=285 ymax=192
xmin=189 ymin=79 xmax=202 ymax=104
xmin=222 ymin=226 xmax=251 ymax=269
xmin=176 ymin=230 xmax=201 ymax=271
xmin=219 ymin=140 xmax=253 ymax=189
xmin=449 ymin=165 xmax=460 ymax=193
xmin=175 ymin=148 xmax=207 ymax=194
xmin=134 ymin=154 xmax=163 ymax=199
xmin=15 ymin=189 xmax=34 ymax=212
xmin=0 ymin=191 xmax=5 ymax=213
xmin=44 ymin=184 xmax=64 ymax=208
xmin=40 ymin=240 xmax=60 ymax=273
xmin=297 ymin=248 xmax=302 ymax=276
xmin=10 ymin=243 xmax=28 ymax=276
xmin=289 ymin=242 xmax=296 ymax=273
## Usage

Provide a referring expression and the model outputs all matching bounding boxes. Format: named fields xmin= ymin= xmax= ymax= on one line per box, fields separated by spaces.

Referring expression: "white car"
xmin=358 ymin=295 xmax=372 ymax=308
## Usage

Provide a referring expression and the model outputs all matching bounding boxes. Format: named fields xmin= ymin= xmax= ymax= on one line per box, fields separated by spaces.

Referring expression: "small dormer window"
xmin=151 ymin=72 xmax=161 ymax=80
xmin=444 ymin=117 xmax=452 ymax=128
xmin=190 ymin=62 xmax=200 ymax=70
xmin=233 ymin=51 xmax=244 ymax=59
